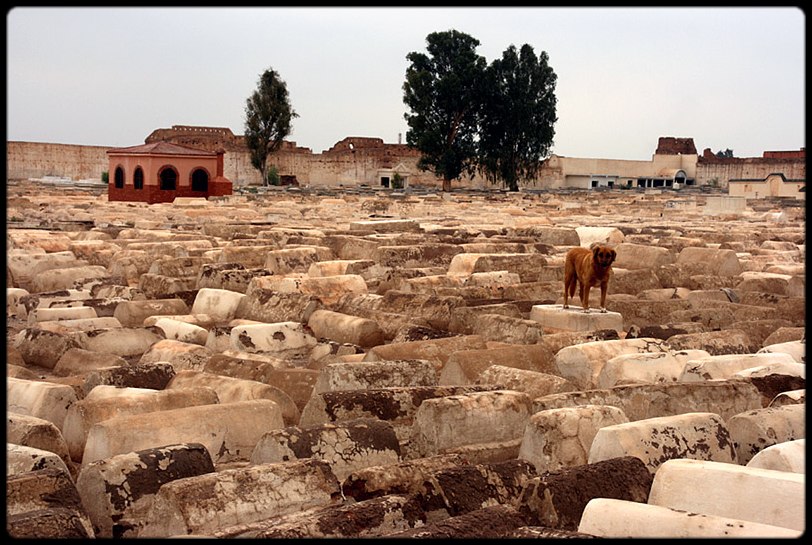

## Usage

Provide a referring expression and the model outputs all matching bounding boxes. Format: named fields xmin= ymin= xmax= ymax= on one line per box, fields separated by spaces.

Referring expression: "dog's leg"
xmin=600 ymin=280 xmax=608 ymax=313
xmin=563 ymin=260 xmax=576 ymax=310
xmin=564 ymin=267 xmax=578 ymax=310
xmin=562 ymin=276 xmax=570 ymax=309
xmin=582 ymin=284 xmax=591 ymax=313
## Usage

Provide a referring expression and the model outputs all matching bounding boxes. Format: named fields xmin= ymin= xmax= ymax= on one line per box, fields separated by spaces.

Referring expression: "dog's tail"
xmin=568 ymin=279 xmax=577 ymax=298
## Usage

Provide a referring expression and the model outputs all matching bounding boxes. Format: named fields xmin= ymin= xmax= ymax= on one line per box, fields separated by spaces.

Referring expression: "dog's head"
xmin=592 ymin=245 xmax=616 ymax=269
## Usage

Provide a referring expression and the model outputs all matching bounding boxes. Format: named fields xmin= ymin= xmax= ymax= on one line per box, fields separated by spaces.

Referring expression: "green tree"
xmin=244 ymin=68 xmax=298 ymax=186
xmin=403 ymin=30 xmax=487 ymax=191
xmin=716 ymin=148 xmax=734 ymax=158
xmin=478 ymin=44 xmax=557 ymax=192
xmin=266 ymin=165 xmax=280 ymax=186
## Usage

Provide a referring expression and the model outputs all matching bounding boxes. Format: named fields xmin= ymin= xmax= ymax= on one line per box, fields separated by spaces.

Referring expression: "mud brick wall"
xmin=108 ymin=179 xmax=232 ymax=204
xmin=696 ymin=156 xmax=806 ymax=188
xmin=7 ymin=141 xmax=109 ymax=181
xmin=8 ymin=134 xmax=803 ymax=192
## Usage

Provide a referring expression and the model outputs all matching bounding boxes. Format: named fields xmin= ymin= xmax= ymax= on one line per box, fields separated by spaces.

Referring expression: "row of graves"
xmin=6 ymin=184 xmax=805 ymax=538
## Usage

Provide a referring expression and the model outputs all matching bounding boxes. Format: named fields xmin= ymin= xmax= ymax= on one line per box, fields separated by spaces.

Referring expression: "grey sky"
xmin=6 ymin=6 xmax=805 ymax=160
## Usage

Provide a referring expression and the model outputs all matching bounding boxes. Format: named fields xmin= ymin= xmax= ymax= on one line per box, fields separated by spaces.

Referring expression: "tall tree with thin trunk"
xmin=403 ymin=30 xmax=487 ymax=191
xmin=244 ymin=68 xmax=298 ymax=185
xmin=478 ymin=44 xmax=557 ymax=191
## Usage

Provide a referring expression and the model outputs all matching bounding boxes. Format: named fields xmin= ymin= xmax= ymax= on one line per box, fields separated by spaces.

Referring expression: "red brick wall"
xmin=656 ymin=137 xmax=697 ymax=155
xmin=107 ymin=148 xmax=232 ymax=204
xmin=763 ymin=149 xmax=805 ymax=160
xmin=209 ymin=178 xmax=233 ymax=197
xmin=108 ymin=179 xmax=232 ymax=204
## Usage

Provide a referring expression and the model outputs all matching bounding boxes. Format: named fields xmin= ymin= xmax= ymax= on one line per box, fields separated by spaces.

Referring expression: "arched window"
xmin=159 ymin=167 xmax=177 ymax=190
xmin=114 ymin=166 xmax=125 ymax=188
xmin=191 ymin=168 xmax=209 ymax=192
xmin=134 ymin=167 xmax=144 ymax=190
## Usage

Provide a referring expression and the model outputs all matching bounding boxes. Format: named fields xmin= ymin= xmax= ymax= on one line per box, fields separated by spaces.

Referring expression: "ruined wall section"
xmin=145 ymin=125 xmax=243 ymax=151
xmin=534 ymin=156 xmax=566 ymax=189
xmin=222 ymin=149 xmax=261 ymax=185
xmin=656 ymin=136 xmax=698 ymax=155
xmin=7 ymin=141 xmax=109 ymax=181
xmin=146 ymin=125 xmax=316 ymax=186
xmin=264 ymin=136 xmax=474 ymax=189
xmin=764 ymin=149 xmax=805 ymax=159
xmin=307 ymin=137 xmax=412 ymax=187
xmin=18 ymin=128 xmax=800 ymax=192
xmin=8 ymin=127 xmax=496 ymax=190
xmin=696 ymin=149 xmax=805 ymax=188
xmin=268 ymin=148 xmax=317 ymax=186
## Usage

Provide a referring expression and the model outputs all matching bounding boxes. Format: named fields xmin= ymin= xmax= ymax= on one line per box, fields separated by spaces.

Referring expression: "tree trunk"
xmin=260 ymin=152 xmax=268 ymax=186
xmin=442 ymin=177 xmax=452 ymax=192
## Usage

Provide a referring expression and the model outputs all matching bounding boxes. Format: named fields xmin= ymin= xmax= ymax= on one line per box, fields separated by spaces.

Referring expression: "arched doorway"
xmin=114 ymin=166 xmax=125 ymax=188
xmin=159 ymin=166 xmax=177 ymax=190
xmin=191 ymin=168 xmax=209 ymax=192
xmin=134 ymin=167 xmax=144 ymax=190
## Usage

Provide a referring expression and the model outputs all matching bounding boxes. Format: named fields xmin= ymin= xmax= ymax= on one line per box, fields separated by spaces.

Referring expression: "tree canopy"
xmin=403 ymin=30 xmax=487 ymax=191
xmin=244 ymin=68 xmax=298 ymax=185
xmin=478 ymin=44 xmax=558 ymax=191
xmin=403 ymin=30 xmax=558 ymax=191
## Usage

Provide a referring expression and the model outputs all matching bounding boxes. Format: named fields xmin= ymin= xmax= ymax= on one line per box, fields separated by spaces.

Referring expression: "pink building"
xmin=107 ymin=141 xmax=232 ymax=204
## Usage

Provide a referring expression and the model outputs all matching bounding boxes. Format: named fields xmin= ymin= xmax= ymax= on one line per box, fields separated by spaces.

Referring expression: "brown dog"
xmin=562 ymin=243 xmax=617 ymax=313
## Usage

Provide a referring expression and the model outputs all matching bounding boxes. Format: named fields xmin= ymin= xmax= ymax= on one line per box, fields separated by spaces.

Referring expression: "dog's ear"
xmin=609 ymin=249 xmax=617 ymax=263
xmin=592 ymin=245 xmax=601 ymax=258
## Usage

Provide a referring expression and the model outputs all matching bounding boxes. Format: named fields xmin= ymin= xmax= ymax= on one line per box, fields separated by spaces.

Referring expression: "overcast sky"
xmin=6 ymin=6 xmax=805 ymax=160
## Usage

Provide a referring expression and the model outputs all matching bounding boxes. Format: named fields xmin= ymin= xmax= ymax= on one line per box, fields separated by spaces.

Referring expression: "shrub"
xmin=267 ymin=165 xmax=280 ymax=186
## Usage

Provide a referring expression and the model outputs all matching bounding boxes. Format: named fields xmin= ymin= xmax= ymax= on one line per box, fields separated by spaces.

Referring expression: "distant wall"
xmin=536 ymin=152 xmax=699 ymax=189
xmin=7 ymin=141 xmax=109 ymax=180
xmin=222 ymin=143 xmax=461 ymax=188
xmin=763 ymin=149 xmax=805 ymax=160
xmin=8 ymin=136 xmax=804 ymax=193
xmin=6 ymin=138 xmax=484 ymax=190
xmin=696 ymin=156 xmax=806 ymax=188
xmin=222 ymin=149 xmax=262 ymax=186
xmin=554 ymin=154 xmax=698 ymax=179
xmin=729 ymin=173 xmax=805 ymax=200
